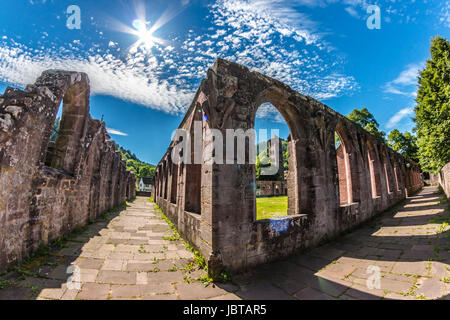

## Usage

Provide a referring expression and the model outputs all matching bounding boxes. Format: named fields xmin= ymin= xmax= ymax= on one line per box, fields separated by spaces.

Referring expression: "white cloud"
xmin=386 ymin=107 xmax=414 ymax=129
xmin=0 ymin=0 xmax=360 ymax=120
xmin=175 ymin=0 xmax=358 ymax=109
xmin=292 ymin=0 xmax=328 ymax=7
xmin=440 ymin=1 xmax=450 ymax=27
xmin=345 ymin=6 xmax=360 ymax=18
xmin=29 ymin=0 xmax=47 ymax=4
xmin=0 ymin=42 xmax=194 ymax=114
xmin=256 ymin=103 xmax=285 ymax=123
xmin=384 ymin=85 xmax=410 ymax=96
xmin=215 ymin=0 xmax=321 ymax=45
xmin=392 ymin=64 xmax=420 ymax=86
xmin=106 ymin=128 xmax=128 ymax=136
xmin=384 ymin=63 xmax=422 ymax=97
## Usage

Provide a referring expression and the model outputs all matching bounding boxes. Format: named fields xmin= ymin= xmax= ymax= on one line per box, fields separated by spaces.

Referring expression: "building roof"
xmin=142 ymin=177 xmax=153 ymax=185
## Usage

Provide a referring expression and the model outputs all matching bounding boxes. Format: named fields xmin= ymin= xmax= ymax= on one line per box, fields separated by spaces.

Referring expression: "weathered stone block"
xmin=153 ymin=58 xmax=424 ymax=274
xmin=0 ymin=70 xmax=136 ymax=273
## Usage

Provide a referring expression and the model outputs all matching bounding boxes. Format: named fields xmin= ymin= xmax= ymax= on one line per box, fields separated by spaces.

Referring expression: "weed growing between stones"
xmin=0 ymin=277 xmax=15 ymax=289
xmin=151 ymin=199 xmax=232 ymax=285
xmin=4 ymin=201 xmax=129 ymax=281
xmin=428 ymin=193 xmax=450 ymax=236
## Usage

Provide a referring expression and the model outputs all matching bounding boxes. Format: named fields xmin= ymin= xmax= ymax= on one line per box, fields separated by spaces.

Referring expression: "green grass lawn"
xmin=256 ymin=196 xmax=288 ymax=220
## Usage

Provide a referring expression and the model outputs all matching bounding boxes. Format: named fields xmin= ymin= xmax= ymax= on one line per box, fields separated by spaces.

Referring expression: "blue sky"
xmin=0 ymin=0 xmax=448 ymax=165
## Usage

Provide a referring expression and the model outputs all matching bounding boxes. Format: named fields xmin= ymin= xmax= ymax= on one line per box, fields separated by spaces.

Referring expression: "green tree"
xmin=255 ymin=155 xmax=261 ymax=180
xmin=255 ymin=139 xmax=287 ymax=181
xmin=126 ymin=159 xmax=139 ymax=174
xmin=256 ymin=149 xmax=273 ymax=181
xmin=114 ymin=143 xmax=156 ymax=179
xmin=139 ymin=165 xmax=154 ymax=179
xmin=387 ymin=129 xmax=419 ymax=162
xmin=414 ymin=36 xmax=450 ymax=173
xmin=50 ymin=117 xmax=60 ymax=142
xmin=348 ymin=107 xmax=379 ymax=128
xmin=281 ymin=139 xmax=289 ymax=171
xmin=347 ymin=107 xmax=386 ymax=142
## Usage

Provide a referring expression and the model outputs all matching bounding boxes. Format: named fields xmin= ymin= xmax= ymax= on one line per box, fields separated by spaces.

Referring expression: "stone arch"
xmin=170 ymin=162 xmax=179 ymax=204
xmin=392 ymin=155 xmax=401 ymax=192
xmin=167 ymin=154 xmax=174 ymax=202
xmin=158 ymin=164 xmax=163 ymax=197
xmin=254 ymin=87 xmax=314 ymax=215
xmin=154 ymin=166 xmax=159 ymax=197
xmin=184 ymin=107 xmax=203 ymax=214
xmin=334 ymin=120 xmax=360 ymax=205
xmin=163 ymin=160 xmax=168 ymax=200
xmin=252 ymin=86 xmax=306 ymax=141
xmin=366 ymin=139 xmax=382 ymax=198
xmin=381 ymin=147 xmax=396 ymax=194
xmin=152 ymin=59 xmax=424 ymax=273
xmin=251 ymin=96 xmax=302 ymax=216
xmin=399 ymin=157 xmax=408 ymax=193
xmin=86 ymin=127 xmax=103 ymax=222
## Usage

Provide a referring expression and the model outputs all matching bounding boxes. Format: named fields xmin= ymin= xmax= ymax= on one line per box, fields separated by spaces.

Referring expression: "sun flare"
xmin=132 ymin=19 xmax=155 ymax=48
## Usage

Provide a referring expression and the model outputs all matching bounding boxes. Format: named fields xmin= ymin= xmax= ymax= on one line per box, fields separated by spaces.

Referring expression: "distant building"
xmin=139 ymin=177 xmax=153 ymax=192
xmin=256 ymin=136 xmax=287 ymax=197
xmin=256 ymin=180 xmax=287 ymax=197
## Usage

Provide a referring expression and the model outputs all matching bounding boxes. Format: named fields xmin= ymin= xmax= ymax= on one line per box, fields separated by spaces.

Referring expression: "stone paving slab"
xmin=0 ymin=186 xmax=449 ymax=300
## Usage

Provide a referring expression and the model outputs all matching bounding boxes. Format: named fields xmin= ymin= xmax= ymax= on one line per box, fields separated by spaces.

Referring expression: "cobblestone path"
xmin=0 ymin=186 xmax=448 ymax=300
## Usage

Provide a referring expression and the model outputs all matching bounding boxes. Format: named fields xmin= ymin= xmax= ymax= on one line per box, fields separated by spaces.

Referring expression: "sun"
xmin=132 ymin=19 xmax=155 ymax=48
xmin=105 ymin=2 xmax=181 ymax=52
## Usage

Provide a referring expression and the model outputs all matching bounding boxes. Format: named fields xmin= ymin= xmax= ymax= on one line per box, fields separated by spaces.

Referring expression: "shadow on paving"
xmin=225 ymin=186 xmax=450 ymax=300
xmin=0 ymin=207 xmax=127 ymax=300
xmin=0 ymin=198 xmax=225 ymax=300
xmin=0 ymin=187 xmax=448 ymax=300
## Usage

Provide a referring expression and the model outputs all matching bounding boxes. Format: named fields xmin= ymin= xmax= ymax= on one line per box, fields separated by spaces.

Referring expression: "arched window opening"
xmin=254 ymin=103 xmax=291 ymax=220
xmin=170 ymin=163 xmax=178 ymax=204
xmin=335 ymin=131 xmax=353 ymax=205
xmin=393 ymin=165 xmax=401 ymax=191
xmin=163 ymin=161 xmax=168 ymax=200
xmin=50 ymin=117 xmax=61 ymax=142
xmin=45 ymin=82 xmax=89 ymax=176
xmin=45 ymin=101 xmax=62 ymax=167
xmin=157 ymin=165 xmax=163 ymax=198
xmin=87 ymin=145 xmax=102 ymax=221
xmin=184 ymin=108 xmax=203 ymax=214
xmin=366 ymin=141 xmax=382 ymax=198
xmin=382 ymin=150 xmax=395 ymax=194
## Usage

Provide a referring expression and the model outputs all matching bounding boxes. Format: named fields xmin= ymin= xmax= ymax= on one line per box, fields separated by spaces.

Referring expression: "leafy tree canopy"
xmin=114 ymin=143 xmax=155 ymax=181
xmin=387 ymin=129 xmax=419 ymax=163
xmin=347 ymin=107 xmax=386 ymax=142
xmin=414 ymin=36 xmax=450 ymax=173
xmin=50 ymin=117 xmax=60 ymax=142
xmin=255 ymin=138 xmax=288 ymax=181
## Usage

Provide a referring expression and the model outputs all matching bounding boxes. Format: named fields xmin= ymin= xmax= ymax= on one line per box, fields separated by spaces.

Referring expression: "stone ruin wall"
xmin=0 ymin=70 xmax=136 ymax=273
xmin=256 ymin=181 xmax=287 ymax=197
xmin=430 ymin=162 xmax=450 ymax=199
xmin=153 ymin=59 xmax=424 ymax=274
